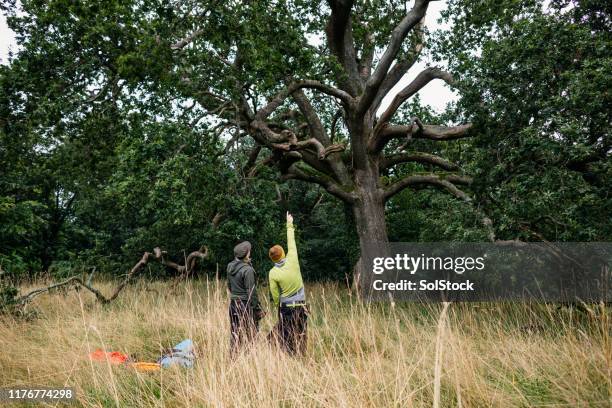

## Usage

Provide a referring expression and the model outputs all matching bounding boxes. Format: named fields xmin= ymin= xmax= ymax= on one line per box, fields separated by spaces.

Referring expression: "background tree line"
xmin=0 ymin=0 xmax=609 ymax=285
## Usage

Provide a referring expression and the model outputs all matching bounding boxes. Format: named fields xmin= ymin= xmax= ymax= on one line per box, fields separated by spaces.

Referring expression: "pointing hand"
xmin=286 ymin=211 xmax=293 ymax=223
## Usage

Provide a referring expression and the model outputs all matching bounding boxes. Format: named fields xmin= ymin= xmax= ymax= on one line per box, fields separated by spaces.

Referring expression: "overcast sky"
xmin=0 ymin=1 xmax=457 ymax=112
xmin=0 ymin=12 xmax=16 ymax=65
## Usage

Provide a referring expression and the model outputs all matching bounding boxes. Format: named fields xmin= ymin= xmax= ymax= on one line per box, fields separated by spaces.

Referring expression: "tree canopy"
xmin=0 ymin=0 xmax=609 ymax=282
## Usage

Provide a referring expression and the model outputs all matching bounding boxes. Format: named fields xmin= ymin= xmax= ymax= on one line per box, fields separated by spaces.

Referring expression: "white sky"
xmin=0 ymin=1 xmax=456 ymax=112
xmin=0 ymin=12 xmax=16 ymax=65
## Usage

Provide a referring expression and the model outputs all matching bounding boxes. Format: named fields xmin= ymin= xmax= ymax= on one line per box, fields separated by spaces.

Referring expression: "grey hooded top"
xmin=226 ymin=258 xmax=261 ymax=311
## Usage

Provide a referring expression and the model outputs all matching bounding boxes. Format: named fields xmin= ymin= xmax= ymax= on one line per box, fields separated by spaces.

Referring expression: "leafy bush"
xmin=0 ymin=280 xmax=19 ymax=314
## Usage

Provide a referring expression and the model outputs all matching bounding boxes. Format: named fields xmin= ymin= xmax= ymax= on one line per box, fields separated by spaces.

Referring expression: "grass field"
xmin=1 ymin=278 xmax=610 ymax=407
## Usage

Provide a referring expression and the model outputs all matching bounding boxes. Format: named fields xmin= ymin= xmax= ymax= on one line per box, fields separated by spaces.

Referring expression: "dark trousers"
xmin=275 ymin=305 xmax=308 ymax=355
xmin=229 ymin=299 xmax=259 ymax=357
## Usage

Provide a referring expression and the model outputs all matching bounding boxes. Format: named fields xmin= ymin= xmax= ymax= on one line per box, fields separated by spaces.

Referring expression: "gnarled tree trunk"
xmin=351 ymin=184 xmax=388 ymax=293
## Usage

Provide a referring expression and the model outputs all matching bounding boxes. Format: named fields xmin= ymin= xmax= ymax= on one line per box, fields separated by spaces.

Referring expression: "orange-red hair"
xmin=268 ymin=245 xmax=285 ymax=263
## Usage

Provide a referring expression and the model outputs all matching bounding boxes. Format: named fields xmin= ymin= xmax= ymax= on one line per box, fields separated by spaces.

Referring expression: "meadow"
xmin=1 ymin=278 xmax=610 ymax=407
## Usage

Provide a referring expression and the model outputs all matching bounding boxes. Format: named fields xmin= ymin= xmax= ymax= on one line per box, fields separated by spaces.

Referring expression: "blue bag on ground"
xmin=158 ymin=339 xmax=195 ymax=368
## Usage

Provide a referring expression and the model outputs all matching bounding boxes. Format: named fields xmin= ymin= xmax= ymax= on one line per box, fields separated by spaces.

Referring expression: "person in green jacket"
xmin=268 ymin=212 xmax=308 ymax=355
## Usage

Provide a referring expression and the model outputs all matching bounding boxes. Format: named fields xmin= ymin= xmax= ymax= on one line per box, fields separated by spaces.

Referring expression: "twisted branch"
xmin=14 ymin=246 xmax=209 ymax=308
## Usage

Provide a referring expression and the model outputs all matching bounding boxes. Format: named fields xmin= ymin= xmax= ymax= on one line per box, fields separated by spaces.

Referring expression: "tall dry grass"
xmin=0 ymin=278 xmax=610 ymax=407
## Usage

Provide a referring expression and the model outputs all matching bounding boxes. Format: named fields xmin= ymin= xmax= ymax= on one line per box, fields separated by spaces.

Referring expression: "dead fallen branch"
xmin=157 ymin=245 xmax=210 ymax=278
xmin=14 ymin=246 xmax=209 ymax=309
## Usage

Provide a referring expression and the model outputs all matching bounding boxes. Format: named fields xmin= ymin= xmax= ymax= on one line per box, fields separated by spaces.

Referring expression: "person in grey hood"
xmin=227 ymin=241 xmax=265 ymax=356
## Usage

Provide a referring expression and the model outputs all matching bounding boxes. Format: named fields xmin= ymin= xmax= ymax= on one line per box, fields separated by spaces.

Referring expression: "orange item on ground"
xmin=130 ymin=362 xmax=161 ymax=372
xmin=89 ymin=349 xmax=130 ymax=364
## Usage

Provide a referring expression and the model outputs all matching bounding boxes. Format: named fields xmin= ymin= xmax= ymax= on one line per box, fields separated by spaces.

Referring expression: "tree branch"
xmin=212 ymin=212 xmax=224 ymax=230
xmin=223 ymin=125 xmax=245 ymax=153
xmin=358 ymin=32 xmax=375 ymax=80
xmin=370 ymin=19 xmax=425 ymax=112
xmin=325 ymin=0 xmax=361 ymax=95
xmin=14 ymin=247 xmax=209 ymax=309
xmin=85 ymin=77 xmax=118 ymax=103
xmin=171 ymin=28 xmax=205 ymax=50
xmin=330 ymin=108 xmax=344 ymax=143
xmin=384 ymin=173 xmax=471 ymax=201
xmin=292 ymin=89 xmax=331 ymax=144
xmin=162 ymin=246 xmax=210 ymax=279
xmin=254 ymin=80 xmax=353 ymax=123
xmin=246 ymin=154 xmax=276 ymax=178
xmin=292 ymin=90 xmax=351 ymax=184
xmin=445 ymin=174 xmax=472 ymax=185
xmin=371 ymin=123 xmax=473 ymax=153
xmin=170 ymin=2 xmax=221 ymax=51
xmin=381 ymin=152 xmax=459 ymax=171
xmin=283 ymin=162 xmax=356 ymax=203
xmin=272 ymin=137 xmax=345 ymax=160
xmin=359 ymin=0 xmax=430 ymax=113
xmin=242 ymin=144 xmax=262 ymax=174
xmin=375 ymin=67 xmax=453 ymax=130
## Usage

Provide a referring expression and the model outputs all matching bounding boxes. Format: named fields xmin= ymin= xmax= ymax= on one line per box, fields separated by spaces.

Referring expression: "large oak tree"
xmin=166 ymin=0 xmax=473 ymax=256
xmin=2 ymin=0 xmax=475 ymax=271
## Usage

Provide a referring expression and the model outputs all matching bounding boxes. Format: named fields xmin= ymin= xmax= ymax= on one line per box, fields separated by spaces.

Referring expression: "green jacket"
xmin=269 ymin=221 xmax=305 ymax=307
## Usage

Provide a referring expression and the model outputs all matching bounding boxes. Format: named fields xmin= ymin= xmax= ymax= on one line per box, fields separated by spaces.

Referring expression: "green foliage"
xmin=1 ymin=0 xmax=350 ymax=279
xmin=0 ymin=267 xmax=19 ymax=313
xmin=0 ymin=0 xmax=609 ymax=284
xmin=433 ymin=0 xmax=611 ymax=241
xmin=0 ymin=283 xmax=19 ymax=312
xmin=384 ymin=97 xmax=490 ymax=242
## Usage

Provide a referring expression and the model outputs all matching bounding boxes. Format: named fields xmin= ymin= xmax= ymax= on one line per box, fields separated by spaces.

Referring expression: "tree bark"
xmin=350 ymin=158 xmax=389 ymax=292
xmin=352 ymin=188 xmax=388 ymax=245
